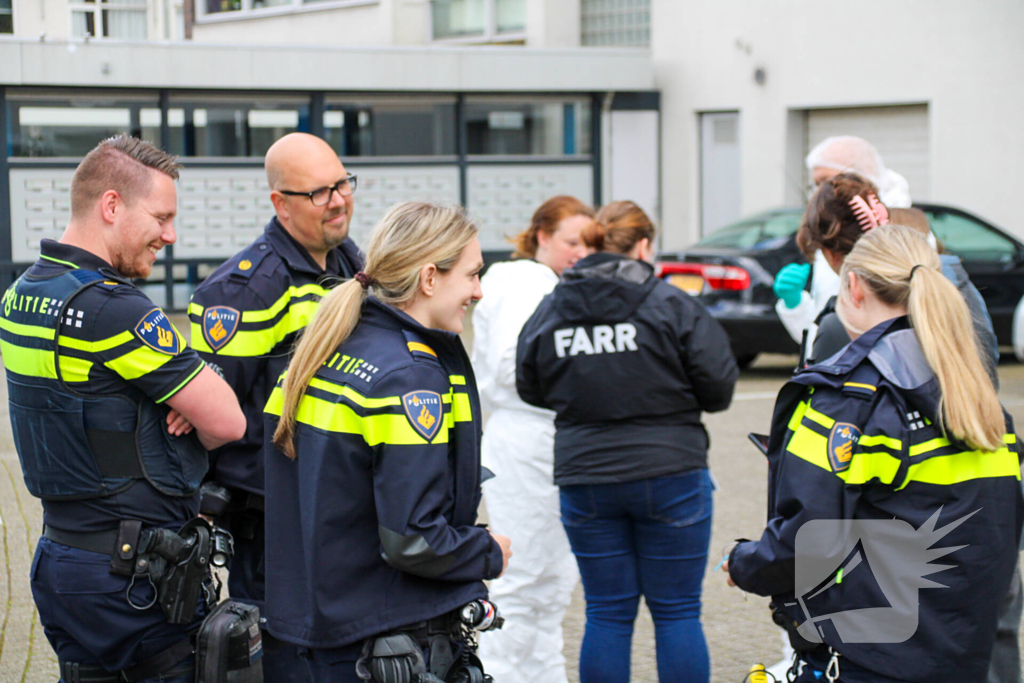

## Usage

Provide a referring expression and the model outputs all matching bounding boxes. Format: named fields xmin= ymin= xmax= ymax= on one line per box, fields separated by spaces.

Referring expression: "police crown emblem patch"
xmin=828 ymin=422 xmax=862 ymax=472
xmin=134 ymin=308 xmax=181 ymax=355
xmin=402 ymin=391 xmax=443 ymax=441
xmin=202 ymin=306 xmax=241 ymax=352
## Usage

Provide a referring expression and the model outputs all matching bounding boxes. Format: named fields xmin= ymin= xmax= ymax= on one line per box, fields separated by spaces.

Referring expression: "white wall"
xmin=10 ymin=0 xmax=178 ymax=41
xmin=653 ymin=0 xmax=1024 ymax=250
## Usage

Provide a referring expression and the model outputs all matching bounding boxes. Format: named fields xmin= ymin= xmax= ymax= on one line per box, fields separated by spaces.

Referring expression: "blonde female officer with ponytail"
xmin=262 ymin=202 xmax=512 ymax=683
xmin=725 ymin=224 xmax=1023 ymax=682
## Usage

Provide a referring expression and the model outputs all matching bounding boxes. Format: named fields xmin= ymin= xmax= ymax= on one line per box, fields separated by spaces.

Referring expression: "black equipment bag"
xmin=195 ymin=600 xmax=264 ymax=683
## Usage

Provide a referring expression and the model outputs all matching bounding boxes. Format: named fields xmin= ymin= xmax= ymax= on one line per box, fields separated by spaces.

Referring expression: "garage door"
xmin=806 ymin=104 xmax=930 ymax=201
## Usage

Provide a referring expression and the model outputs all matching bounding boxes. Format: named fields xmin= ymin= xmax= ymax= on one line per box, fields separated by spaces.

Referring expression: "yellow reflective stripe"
xmin=837 ymin=450 xmax=901 ymax=485
xmin=407 ymin=342 xmax=436 ymax=357
xmin=307 ymin=377 xmax=400 ymax=409
xmin=0 ymin=316 xmax=54 ymax=340
xmin=40 ymin=254 xmax=79 ymax=269
xmin=291 ymin=393 xmax=449 ymax=445
xmin=188 ymin=302 xmax=203 ymax=317
xmin=901 ymin=446 xmax=1021 ymax=488
xmin=910 ymin=437 xmax=951 ymax=457
xmin=844 ymin=382 xmax=876 ymax=392
xmin=449 ymin=375 xmax=466 ymax=385
xmin=156 ymin=363 xmax=203 ymax=404
xmin=1005 ymin=434 xmax=1017 ymax=445
xmin=192 ymin=299 xmax=321 ymax=356
xmin=858 ymin=434 xmax=902 ymax=451
xmin=242 ymin=285 xmax=329 ymax=323
xmin=451 ymin=391 xmax=472 ymax=423
xmin=787 ymin=400 xmax=810 ymax=433
xmin=265 ymin=386 xmax=284 ymax=416
xmin=0 ymin=317 xmax=134 ymax=354
xmin=59 ymin=331 xmax=134 ymax=353
xmin=786 ymin=424 xmax=831 ymax=472
xmin=104 ymin=345 xmax=173 ymax=380
xmin=0 ymin=339 xmax=91 ymax=382
xmin=804 ymin=405 xmax=835 ymax=430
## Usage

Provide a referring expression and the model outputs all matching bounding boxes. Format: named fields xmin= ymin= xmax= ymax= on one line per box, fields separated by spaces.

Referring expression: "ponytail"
xmin=906 ymin=266 xmax=1004 ymax=452
xmin=273 ymin=281 xmax=365 ymax=459
xmin=838 ymin=224 xmax=1003 ymax=452
xmin=591 ymin=200 xmax=656 ymax=254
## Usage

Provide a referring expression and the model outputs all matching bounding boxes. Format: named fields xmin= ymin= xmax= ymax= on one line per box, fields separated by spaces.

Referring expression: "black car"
xmin=656 ymin=204 xmax=1024 ymax=367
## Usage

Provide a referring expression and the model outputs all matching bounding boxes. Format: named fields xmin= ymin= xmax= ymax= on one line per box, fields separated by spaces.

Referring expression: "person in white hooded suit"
xmin=472 ymin=196 xmax=593 ymax=683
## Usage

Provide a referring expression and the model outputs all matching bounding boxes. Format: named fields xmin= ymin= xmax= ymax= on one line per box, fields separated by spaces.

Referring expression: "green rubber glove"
xmin=773 ymin=263 xmax=810 ymax=309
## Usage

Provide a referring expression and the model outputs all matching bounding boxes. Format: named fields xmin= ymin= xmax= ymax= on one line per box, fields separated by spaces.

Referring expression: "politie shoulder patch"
xmin=828 ymin=422 xmax=862 ymax=472
xmin=202 ymin=306 xmax=241 ymax=352
xmin=134 ymin=308 xmax=181 ymax=355
xmin=402 ymin=391 xmax=443 ymax=441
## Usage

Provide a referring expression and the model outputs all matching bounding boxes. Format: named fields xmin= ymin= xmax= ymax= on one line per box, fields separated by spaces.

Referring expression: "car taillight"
xmin=657 ymin=262 xmax=751 ymax=291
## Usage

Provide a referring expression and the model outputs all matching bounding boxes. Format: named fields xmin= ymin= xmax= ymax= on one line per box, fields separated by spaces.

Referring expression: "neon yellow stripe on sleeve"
xmin=104 ymin=345 xmax=174 ymax=380
xmin=156 ymin=363 xmax=204 ymax=403
xmin=786 ymin=424 xmax=831 ymax=472
xmin=837 ymin=450 xmax=901 ymax=485
xmin=241 ymin=285 xmax=329 ymax=323
xmin=192 ymin=300 xmax=321 ymax=356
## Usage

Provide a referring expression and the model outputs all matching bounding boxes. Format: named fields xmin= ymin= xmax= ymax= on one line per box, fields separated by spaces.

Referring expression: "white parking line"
xmin=733 ymin=391 xmax=780 ymax=401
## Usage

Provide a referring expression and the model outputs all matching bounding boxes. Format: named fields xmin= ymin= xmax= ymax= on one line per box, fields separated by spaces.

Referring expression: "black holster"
xmin=129 ymin=518 xmax=218 ymax=624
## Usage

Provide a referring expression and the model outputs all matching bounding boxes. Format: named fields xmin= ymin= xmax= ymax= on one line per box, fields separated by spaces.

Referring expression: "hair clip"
xmin=848 ymin=194 xmax=890 ymax=231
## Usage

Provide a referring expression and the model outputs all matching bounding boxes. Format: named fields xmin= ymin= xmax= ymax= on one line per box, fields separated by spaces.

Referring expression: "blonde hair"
xmin=272 ymin=202 xmax=479 ymax=458
xmin=837 ymin=224 xmax=1003 ymax=452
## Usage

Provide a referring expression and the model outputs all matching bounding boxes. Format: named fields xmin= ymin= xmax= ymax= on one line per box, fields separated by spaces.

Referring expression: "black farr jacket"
xmin=516 ymin=252 xmax=739 ymax=486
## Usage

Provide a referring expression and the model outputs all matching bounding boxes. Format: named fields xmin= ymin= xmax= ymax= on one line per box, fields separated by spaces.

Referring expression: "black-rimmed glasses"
xmin=279 ymin=174 xmax=357 ymax=206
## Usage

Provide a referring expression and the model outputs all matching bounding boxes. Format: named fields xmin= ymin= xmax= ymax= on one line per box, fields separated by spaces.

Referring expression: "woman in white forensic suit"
xmin=472 ymin=196 xmax=594 ymax=683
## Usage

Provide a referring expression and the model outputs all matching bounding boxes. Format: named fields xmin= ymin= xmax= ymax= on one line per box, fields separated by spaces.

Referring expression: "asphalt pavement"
xmin=1 ymin=316 xmax=1023 ymax=682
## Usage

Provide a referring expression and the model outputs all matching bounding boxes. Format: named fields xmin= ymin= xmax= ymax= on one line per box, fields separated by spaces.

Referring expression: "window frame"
xmin=580 ymin=0 xmax=651 ymax=48
xmin=195 ymin=0 xmax=379 ymax=23
xmin=430 ymin=0 xmax=525 ymax=44
xmin=68 ymin=0 xmax=149 ymax=40
xmin=0 ymin=0 xmax=13 ymax=35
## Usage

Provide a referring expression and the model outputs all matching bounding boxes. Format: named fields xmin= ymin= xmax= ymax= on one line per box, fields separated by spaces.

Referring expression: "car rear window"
xmin=696 ymin=212 xmax=802 ymax=249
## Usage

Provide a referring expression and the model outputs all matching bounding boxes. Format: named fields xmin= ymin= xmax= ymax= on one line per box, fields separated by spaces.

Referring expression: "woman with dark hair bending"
xmin=726 ymin=224 xmax=1023 ymax=682
xmin=797 ymin=173 xmax=997 ymax=379
xmin=517 ymin=201 xmax=739 ymax=683
xmin=472 ymin=195 xmax=593 ymax=683
xmin=263 ymin=202 xmax=512 ymax=682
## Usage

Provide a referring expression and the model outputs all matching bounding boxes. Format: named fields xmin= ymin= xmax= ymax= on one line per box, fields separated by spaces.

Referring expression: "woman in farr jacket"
xmin=516 ymin=201 xmax=739 ymax=683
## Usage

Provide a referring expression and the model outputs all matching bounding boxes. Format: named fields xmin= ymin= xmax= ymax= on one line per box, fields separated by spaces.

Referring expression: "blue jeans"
xmin=560 ymin=470 xmax=714 ymax=683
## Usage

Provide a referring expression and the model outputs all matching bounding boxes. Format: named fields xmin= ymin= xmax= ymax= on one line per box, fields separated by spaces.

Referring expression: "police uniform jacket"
xmin=189 ymin=217 xmax=363 ymax=496
xmin=1 ymin=240 xmax=207 ymax=534
xmin=516 ymin=252 xmax=739 ymax=486
xmin=728 ymin=316 xmax=1023 ymax=683
xmin=262 ymin=297 xmax=503 ymax=649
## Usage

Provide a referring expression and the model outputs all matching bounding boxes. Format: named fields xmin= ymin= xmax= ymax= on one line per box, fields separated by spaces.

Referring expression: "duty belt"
xmin=60 ymin=638 xmax=194 ymax=683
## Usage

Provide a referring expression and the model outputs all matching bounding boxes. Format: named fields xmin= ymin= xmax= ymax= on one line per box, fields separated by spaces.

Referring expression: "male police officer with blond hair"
xmin=189 ymin=133 xmax=363 ymax=681
xmin=1 ymin=135 xmax=246 ymax=682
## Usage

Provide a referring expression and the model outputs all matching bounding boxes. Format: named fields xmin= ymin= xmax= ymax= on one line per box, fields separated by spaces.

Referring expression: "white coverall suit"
xmin=472 ymin=259 xmax=580 ymax=683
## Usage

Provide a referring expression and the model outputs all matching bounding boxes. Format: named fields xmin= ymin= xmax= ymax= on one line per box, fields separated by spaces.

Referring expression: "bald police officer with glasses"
xmin=188 ymin=133 xmax=364 ymax=682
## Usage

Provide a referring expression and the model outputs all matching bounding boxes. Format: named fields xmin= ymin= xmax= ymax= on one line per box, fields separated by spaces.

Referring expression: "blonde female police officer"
xmin=263 ymin=202 xmax=512 ymax=682
xmin=725 ymin=224 xmax=1023 ymax=682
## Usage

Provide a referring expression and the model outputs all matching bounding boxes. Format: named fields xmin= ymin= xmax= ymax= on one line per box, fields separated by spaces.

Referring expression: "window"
xmin=323 ymin=98 xmax=457 ymax=157
xmin=431 ymin=0 xmax=525 ymax=41
xmin=202 ymin=0 xmax=374 ymax=17
xmin=7 ymin=91 xmax=161 ymax=157
xmin=581 ymin=0 xmax=650 ymax=47
xmin=696 ymin=211 xmax=802 ymax=250
xmin=0 ymin=0 xmax=12 ymax=34
xmin=925 ymin=211 xmax=1019 ymax=264
xmin=465 ymin=98 xmax=591 ymax=156
xmin=70 ymin=0 xmax=147 ymax=40
xmin=165 ymin=97 xmax=309 ymax=157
